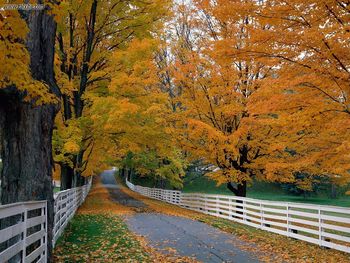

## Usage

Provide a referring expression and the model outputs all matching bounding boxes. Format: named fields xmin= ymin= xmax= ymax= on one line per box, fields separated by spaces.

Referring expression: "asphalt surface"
xmin=101 ymin=170 xmax=148 ymax=212
xmin=100 ymin=170 xmax=261 ymax=263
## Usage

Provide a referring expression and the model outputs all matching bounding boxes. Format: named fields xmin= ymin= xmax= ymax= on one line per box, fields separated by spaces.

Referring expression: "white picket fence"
xmin=126 ymin=179 xmax=350 ymax=253
xmin=0 ymin=179 xmax=92 ymax=263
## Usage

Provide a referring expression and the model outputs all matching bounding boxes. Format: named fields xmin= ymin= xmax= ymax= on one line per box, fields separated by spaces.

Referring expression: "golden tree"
xmin=247 ymin=0 xmax=350 ymax=190
xmin=0 ymin=1 xmax=58 ymax=258
xmin=88 ymin=39 xmax=186 ymax=188
xmin=169 ymin=1 xmax=274 ymax=196
xmin=53 ymin=0 xmax=169 ymax=188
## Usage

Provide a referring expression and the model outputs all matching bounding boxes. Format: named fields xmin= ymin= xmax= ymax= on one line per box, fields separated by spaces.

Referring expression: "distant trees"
xmin=52 ymin=0 xmax=170 ymax=189
xmin=89 ymin=38 xmax=186 ymax=189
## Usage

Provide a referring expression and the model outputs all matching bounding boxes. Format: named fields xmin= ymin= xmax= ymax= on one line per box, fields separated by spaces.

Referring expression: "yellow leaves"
xmin=63 ymin=141 xmax=80 ymax=154
xmin=119 ymin=98 xmax=139 ymax=114
xmin=53 ymin=117 xmax=83 ymax=166
xmin=55 ymin=61 xmax=75 ymax=94
xmin=78 ymin=178 xmax=135 ymax=215
xmin=110 ymin=39 xmax=159 ymax=98
xmin=48 ymin=0 xmax=350 ymax=191
xmin=84 ymin=35 xmax=186 ymax=184
xmin=0 ymin=8 xmax=53 ymax=102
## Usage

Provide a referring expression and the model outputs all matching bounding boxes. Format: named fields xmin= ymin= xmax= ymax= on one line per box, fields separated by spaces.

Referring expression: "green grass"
xmin=54 ymin=214 xmax=149 ymax=262
xmin=182 ymin=172 xmax=350 ymax=207
xmin=182 ymin=173 xmax=232 ymax=195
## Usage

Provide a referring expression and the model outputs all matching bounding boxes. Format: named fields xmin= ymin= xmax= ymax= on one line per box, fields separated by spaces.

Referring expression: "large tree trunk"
xmin=330 ymin=183 xmax=337 ymax=199
xmin=71 ymin=0 xmax=98 ymax=185
xmin=227 ymin=181 xmax=247 ymax=219
xmin=60 ymin=163 xmax=74 ymax=190
xmin=0 ymin=6 xmax=58 ymax=262
xmin=0 ymin=97 xmax=57 ymax=263
xmin=227 ymin=181 xmax=247 ymax=197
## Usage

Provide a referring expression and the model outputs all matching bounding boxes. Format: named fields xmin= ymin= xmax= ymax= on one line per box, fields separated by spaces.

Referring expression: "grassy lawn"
xmin=54 ymin=214 xmax=149 ymax=262
xmin=53 ymin=187 xmax=61 ymax=193
xmin=181 ymin=173 xmax=350 ymax=207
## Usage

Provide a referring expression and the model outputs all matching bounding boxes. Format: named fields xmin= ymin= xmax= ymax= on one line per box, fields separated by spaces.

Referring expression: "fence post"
xmin=318 ymin=206 xmax=323 ymax=246
xmin=205 ymin=195 xmax=208 ymax=211
xmin=22 ymin=206 xmax=27 ymax=262
xmin=216 ymin=196 xmax=219 ymax=215
xmin=260 ymin=203 xmax=264 ymax=229
xmin=243 ymin=199 xmax=247 ymax=221
xmin=43 ymin=203 xmax=48 ymax=262
xmin=287 ymin=203 xmax=291 ymax=236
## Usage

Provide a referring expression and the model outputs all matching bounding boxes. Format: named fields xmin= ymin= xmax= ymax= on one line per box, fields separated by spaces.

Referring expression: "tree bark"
xmin=330 ymin=183 xmax=337 ymax=199
xmin=0 ymin=7 xmax=58 ymax=262
xmin=227 ymin=181 xmax=247 ymax=197
xmin=60 ymin=163 xmax=73 ymax=190
xmin=57 ymin=31 xmax=75 ymax=190
xmin=227 ymin=181 xmax=247 ymax=219
xmin=70 ymin=0 xmax=98 ymax=186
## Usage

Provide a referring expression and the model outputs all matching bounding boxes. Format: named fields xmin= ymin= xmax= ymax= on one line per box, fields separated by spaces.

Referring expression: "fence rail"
xmin=0 ymin=178 xmax=92 ymax=263
xmin=126 ymin=179 xmax=350 ymax=253
xmin=53 ymin=179 xmax=92 ymax=246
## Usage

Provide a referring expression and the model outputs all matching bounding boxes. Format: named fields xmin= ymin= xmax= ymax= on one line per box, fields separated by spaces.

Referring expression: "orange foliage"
xmin=246 ymin=0 xmax=350 ymax=187
xmin=164 ymin=0 xmax=350 ymax=192
xmin=168 ymin=1 xmax=273 ymax=192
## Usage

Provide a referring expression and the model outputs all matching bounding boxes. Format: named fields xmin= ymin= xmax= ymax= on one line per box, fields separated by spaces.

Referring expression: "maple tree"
xmin=156 ymin=0 xmax=350 ymax=196
xmin=53 ymin=0 xmax=169 ymax=189
xmin=0 ymin=1 xmax=58 ymax=258
xmin=88 ymin=38 xmax=186 ymax=188
xmin=246 ymin=0 xmax=350 ymax=191
xmin=162 ymin=1 xmax=275 ymax=196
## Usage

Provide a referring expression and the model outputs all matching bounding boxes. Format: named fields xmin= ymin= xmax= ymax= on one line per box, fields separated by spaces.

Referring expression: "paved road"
xmin=101 ymin=170 xmax=261 ymax=263
xmin=101 ymin=170 xmax=147 ymax=211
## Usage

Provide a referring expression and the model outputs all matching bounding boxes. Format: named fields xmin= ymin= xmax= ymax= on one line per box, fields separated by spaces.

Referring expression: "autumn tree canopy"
xmin=52 ymin=0 xmax=350 ymax=195
xmin=1 ymin=0 xmax=349 ymax=201
xmin=151 ymin=0 xmax=350 ymax=196
xmin=52 ymin=0 xmax=170 ymax=189
xmin=247 ymin=0 xmax=350 ymax=190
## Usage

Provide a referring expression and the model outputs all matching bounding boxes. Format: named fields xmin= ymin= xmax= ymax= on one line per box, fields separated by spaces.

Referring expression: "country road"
xmin=100 ymin=170 xmax=261 ymax=263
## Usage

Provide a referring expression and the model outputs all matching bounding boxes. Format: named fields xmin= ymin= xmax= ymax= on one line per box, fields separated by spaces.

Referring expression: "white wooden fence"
xmin=126 ymin=179 xmax=350 ymax=253
xmin=53 ymin=179 xmax=92 ymax=246
xmin=0 ymin=179 xmax=92 ymax=263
